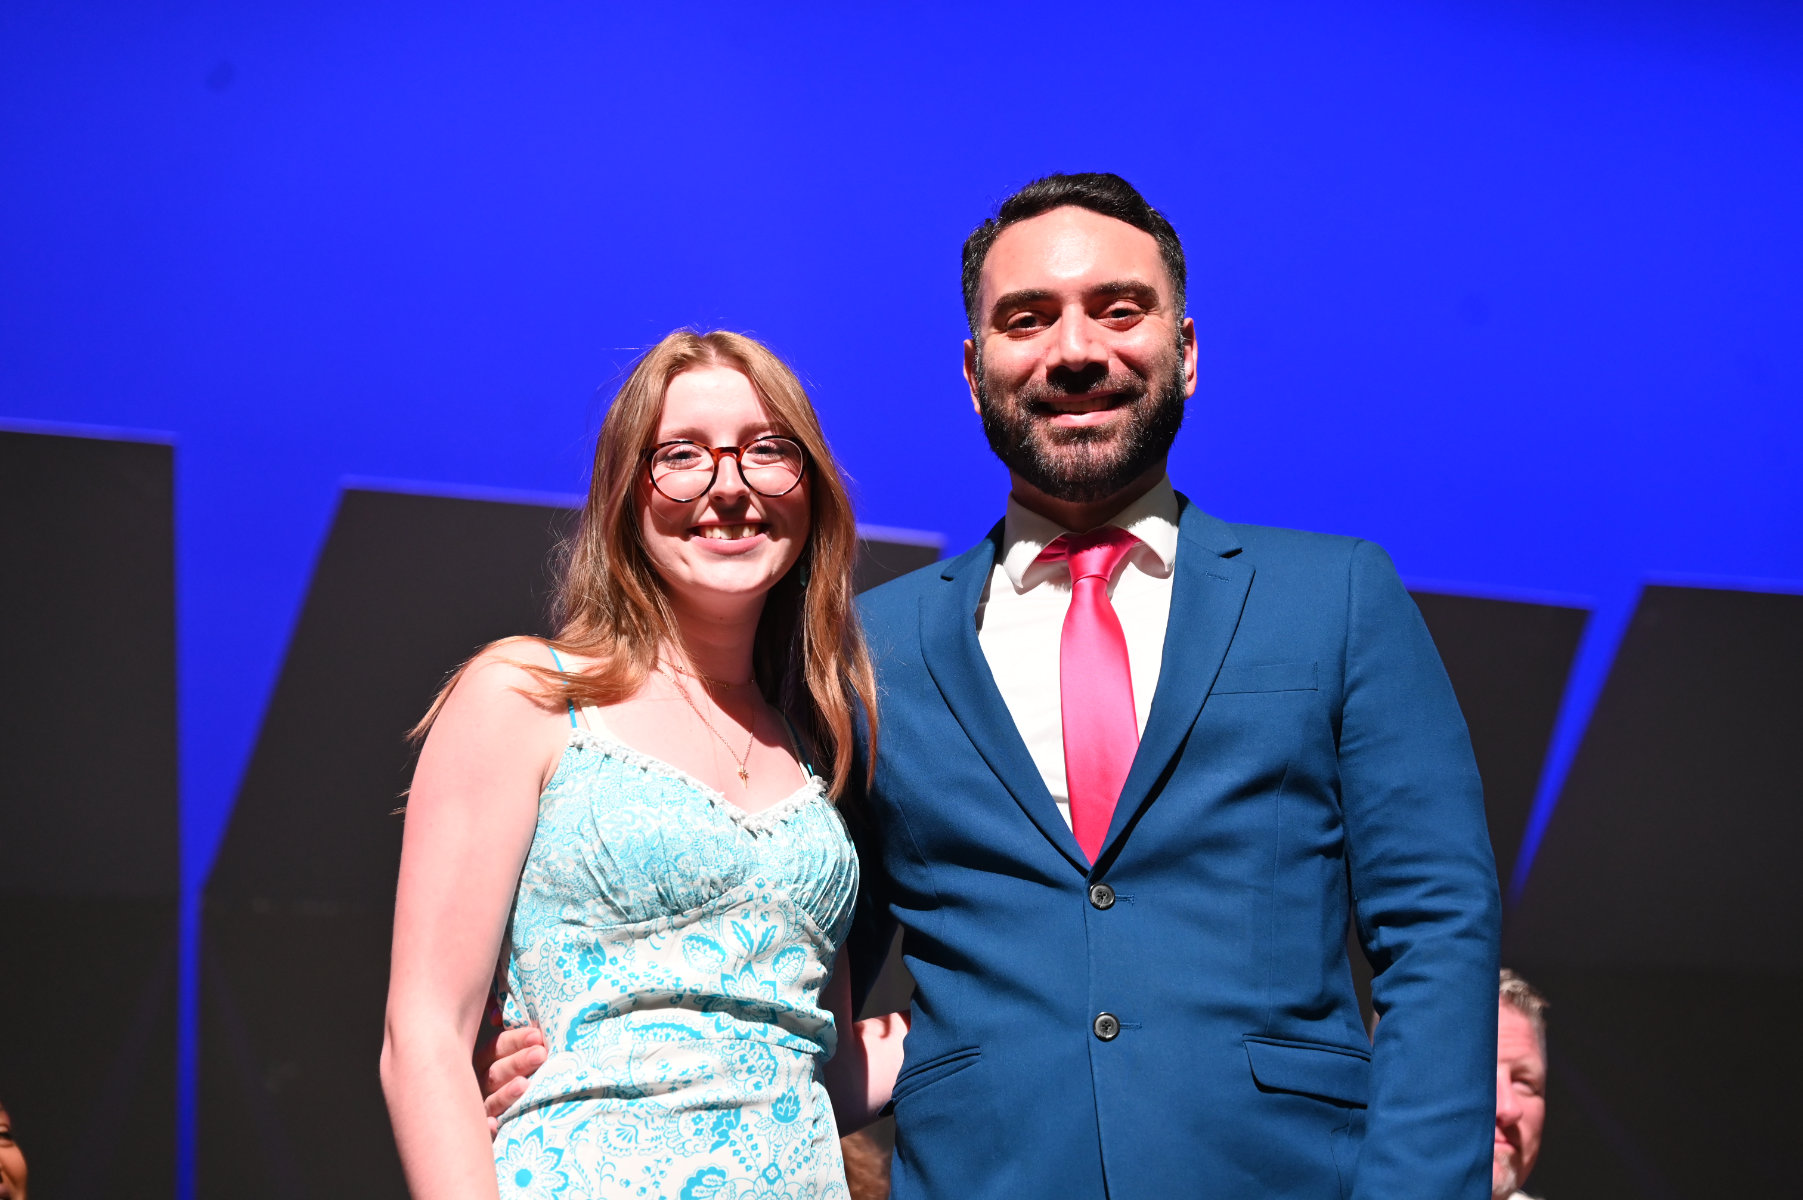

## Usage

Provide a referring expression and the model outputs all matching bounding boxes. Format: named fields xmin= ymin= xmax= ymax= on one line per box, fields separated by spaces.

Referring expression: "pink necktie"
xmin=1039 ymin=526 xmax=1141 ymax=862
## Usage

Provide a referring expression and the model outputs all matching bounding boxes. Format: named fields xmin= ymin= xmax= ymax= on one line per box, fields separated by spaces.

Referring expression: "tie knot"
xmin=1041 ymin=525 xmax=1141 ymax=584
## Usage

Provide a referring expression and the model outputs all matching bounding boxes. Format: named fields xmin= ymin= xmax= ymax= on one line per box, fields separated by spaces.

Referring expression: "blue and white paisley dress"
xmin=491 ymin=709 xmax=857 ymax=1200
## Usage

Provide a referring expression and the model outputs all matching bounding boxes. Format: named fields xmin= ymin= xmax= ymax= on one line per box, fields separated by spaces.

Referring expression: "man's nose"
xmin=1495 ymin=1066 xmax=1521 ymax=1125
xmin=1046 ymin=308 xmax=1108 ymax=373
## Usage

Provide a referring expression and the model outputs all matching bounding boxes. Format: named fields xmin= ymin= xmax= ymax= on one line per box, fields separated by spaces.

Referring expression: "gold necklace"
xmin=667 ymin=662 xmax=748 ymax=691
xmin=662 ymin=667 xmax=756 ymax=789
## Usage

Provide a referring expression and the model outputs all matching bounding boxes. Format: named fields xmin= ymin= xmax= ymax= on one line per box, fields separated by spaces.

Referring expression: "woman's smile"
xmin=691 ymin=521 xmax=769 ymax=543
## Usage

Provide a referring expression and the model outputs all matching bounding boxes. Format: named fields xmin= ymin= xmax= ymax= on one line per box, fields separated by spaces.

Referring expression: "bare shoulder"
xmin=425 ymin=639 xmax=570 ymax=767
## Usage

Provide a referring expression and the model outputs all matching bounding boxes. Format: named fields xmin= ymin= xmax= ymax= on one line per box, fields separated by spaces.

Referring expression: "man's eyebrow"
xmin=1091 ymin=280 xmax=1161 ymax=304
xmin=987 ymin=281 xmax=1161 ymax=323
xmin=987 ymin=288 xmax=1056 ymax=320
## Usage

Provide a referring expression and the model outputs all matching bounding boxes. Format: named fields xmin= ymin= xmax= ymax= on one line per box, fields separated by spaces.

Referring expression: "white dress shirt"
xmin=974 ymin=476 xmax=1181 ymax=828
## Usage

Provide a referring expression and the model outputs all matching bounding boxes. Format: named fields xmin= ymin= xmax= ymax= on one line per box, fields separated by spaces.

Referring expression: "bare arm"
xmin=381 ymin=652 xmax=558 ymax=1199
xmin=821 ymin=954 xmax=909 ymax=1134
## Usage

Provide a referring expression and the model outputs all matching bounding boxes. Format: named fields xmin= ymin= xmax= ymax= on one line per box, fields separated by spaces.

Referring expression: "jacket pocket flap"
xmin=1213 ymin=661 xmax=1319 ymax=694
xmin=1244 ymin=1036 xmax=1370 ymax=1107
xmin=892 ymin=1045 xmax=980 ymax=1104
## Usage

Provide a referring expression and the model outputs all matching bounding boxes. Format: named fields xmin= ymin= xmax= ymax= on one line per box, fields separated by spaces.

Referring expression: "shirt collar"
xmin=998 ymin=475 xmax=1180 ymax=593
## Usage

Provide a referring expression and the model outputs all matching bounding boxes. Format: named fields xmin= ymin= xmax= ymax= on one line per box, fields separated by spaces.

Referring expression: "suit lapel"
xmin=1098 ymin=498 xmax=1252 ymax=864
xmin=918 ymin=523 xmax=1090 ymax=874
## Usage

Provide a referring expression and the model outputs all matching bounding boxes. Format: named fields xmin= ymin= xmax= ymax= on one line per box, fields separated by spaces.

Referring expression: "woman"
xmin=0 ymin=1097 xmax=27 ymax=1200
xmin=382 ymin=330 xmax=901 ymax=1199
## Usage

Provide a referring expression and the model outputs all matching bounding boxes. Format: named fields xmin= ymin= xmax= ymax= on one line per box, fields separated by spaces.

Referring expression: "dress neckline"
xmin=562 ymin=724 xmax=827 ymax=834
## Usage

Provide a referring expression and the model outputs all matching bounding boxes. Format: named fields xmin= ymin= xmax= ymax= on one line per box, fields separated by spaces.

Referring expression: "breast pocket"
xmin=1212 ymin=661 xmax=1319 ymax=695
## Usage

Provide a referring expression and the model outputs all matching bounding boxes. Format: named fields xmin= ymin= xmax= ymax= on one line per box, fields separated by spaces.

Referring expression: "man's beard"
xmin=974 ymin=345 xmax=1187 ymax=505
xmin=1492 ymin=1147 xmax=1519 ymax=1200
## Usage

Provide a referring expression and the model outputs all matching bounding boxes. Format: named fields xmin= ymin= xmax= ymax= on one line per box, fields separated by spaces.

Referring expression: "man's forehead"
xmin=980 ymin=206 xmax=1170 ymax=301
xmin=1497 ymin=1006 xmax=1545 ymax=1061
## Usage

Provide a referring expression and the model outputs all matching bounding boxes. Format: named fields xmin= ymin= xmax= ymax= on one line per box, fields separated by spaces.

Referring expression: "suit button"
xmin=1088 ymin=883 xmax=1116 ymax=910
xmin=1093 ymin=1012 xmax=1121 ymax=1041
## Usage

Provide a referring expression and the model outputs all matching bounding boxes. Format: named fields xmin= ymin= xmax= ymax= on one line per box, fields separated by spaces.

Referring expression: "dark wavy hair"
xmin=960 ymin=172 xmax=1188 ymax=333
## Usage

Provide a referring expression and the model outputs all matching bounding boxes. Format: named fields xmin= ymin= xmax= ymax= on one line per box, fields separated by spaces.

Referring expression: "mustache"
xmin=1014 ymin=372 xmax=1150 ymax=414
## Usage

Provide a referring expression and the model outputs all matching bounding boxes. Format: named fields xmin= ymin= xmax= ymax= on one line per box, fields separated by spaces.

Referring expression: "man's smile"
xmin=1024 ymin=386 xmax=1139 ymax=424
xmin=1040 ymin=401 xmax=1130 ymax=427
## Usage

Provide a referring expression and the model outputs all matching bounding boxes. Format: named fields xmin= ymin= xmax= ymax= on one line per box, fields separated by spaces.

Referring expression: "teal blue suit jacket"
xmin=850 ymin=497 xmax=1501 ymax=1199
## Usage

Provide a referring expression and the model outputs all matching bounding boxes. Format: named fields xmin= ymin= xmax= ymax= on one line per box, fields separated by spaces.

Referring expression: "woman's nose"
xmin=709 ymin=452 xmax=752 ymax=500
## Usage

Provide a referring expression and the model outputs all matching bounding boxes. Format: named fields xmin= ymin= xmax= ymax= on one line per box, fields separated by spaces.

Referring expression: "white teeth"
xmin=696 ymin=524 xmax=762 ymax=540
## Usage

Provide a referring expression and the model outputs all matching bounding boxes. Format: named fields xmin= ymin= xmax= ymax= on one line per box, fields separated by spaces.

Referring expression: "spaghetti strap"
xmin=546 ymin=645 xmax=577 ymax=729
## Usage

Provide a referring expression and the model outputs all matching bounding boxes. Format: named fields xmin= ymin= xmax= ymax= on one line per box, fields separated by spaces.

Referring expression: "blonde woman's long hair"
xmin=419 ymin=329 xmax=877 ymax=799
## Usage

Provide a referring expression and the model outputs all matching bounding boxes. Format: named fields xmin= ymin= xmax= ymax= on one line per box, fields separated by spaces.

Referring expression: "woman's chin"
xmin=665 ymin=561 xmax=795 ymax=611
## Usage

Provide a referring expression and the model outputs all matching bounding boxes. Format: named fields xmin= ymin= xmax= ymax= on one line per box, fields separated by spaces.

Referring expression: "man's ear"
xmin=1179 ymin=317 xmax=1198 ymax=399
xmin=963 ymin=339 xmax=982 ymax=415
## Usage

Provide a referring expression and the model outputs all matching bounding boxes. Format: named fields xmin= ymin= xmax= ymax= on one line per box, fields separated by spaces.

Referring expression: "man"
xmin=487 ymin=173 xmax=1500 ymax=1198
xmin=844 ymin=172 xmax=1499 ymax=1199
xmin=1494 ymin=971 xmax=1549 ymax=1200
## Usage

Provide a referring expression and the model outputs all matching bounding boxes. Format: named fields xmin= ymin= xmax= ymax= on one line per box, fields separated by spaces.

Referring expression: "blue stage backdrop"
xmin=2 ymin=2 xmax=1799 ymax=1198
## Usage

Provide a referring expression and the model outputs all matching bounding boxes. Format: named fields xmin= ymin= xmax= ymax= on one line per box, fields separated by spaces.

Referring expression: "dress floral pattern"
xmin=492 ymin=718 xmax=857 ymax=1200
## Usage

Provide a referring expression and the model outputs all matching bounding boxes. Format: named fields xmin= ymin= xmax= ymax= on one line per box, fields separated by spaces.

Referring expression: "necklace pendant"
xmin=737 ymin=766 xmax=750 ymax=788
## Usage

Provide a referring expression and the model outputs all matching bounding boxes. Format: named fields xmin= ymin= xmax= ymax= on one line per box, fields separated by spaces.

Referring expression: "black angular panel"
xmin=1511 ymin=965 xmax=1788 ymax=1198
xmin=0 ymin=430 xmax=177 ymax=1199
xmin=852 ymin=531 xmax=942 ymax=594
xmin=3 ymin=897 xmax=179 ymax=1196
xmin=206 ymin=489 xmax=572 ymax=907
xmin=198 ymin=487 xmax=570 ymax=1198
xmin=0 ymin=431 xmax=178 ymax=894
xmin=1411 ymin=591 xmax=1589 ymax=889
xmin=200 ymin=906 xmax=401 ymax=1200
xmin=1508 ymin=585 xmax=1803 ymax=971
xmin=1504 ymin=586 xmax=1802 ymax=1199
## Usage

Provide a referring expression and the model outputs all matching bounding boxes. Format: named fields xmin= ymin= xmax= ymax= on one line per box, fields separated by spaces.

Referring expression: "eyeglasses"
xmin=643 ymin=435 xmax=808 ymax=502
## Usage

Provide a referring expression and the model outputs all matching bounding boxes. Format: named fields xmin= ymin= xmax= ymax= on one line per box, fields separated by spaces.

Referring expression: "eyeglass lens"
xmin=649 ymin=437 xmax=804 ymax=502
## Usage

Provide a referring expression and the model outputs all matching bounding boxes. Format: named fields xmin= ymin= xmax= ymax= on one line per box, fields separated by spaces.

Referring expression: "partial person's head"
xmin=558 ymin=329 xmax=874 ymax=795
xmin=0 ymin=1099 xmax=27 ymax=1200
xmin=1494 ymin=969 xmax=1549 ymax=1200
xmin=960 ymin=173 xmax=1197 ymax=515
